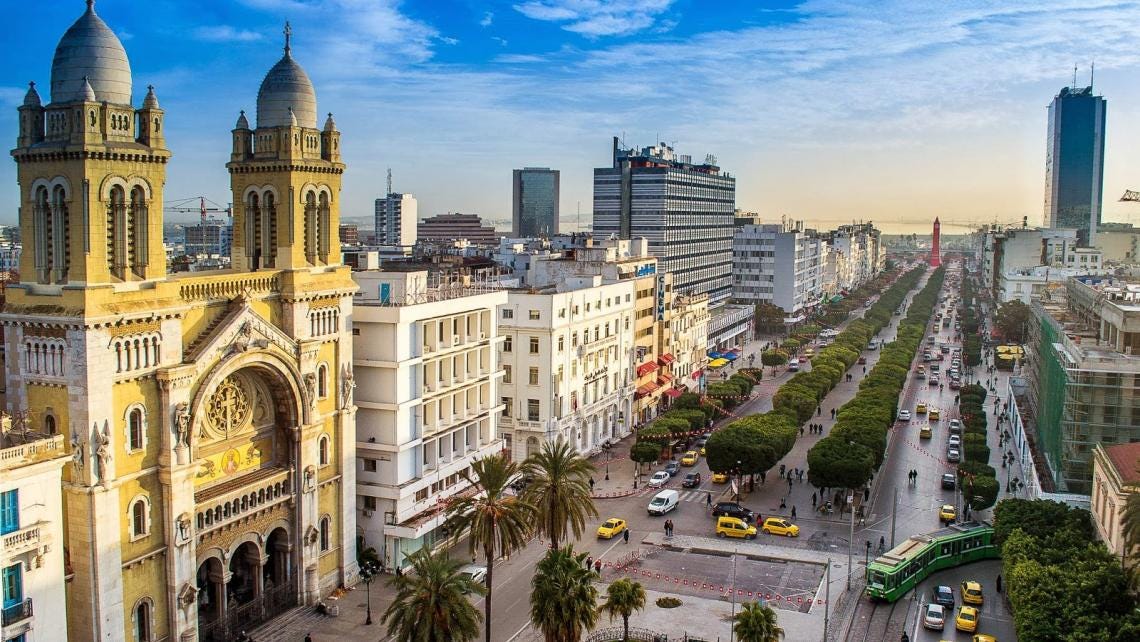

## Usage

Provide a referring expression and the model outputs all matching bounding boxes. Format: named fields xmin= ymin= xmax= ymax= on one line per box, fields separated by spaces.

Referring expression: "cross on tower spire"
xmin=284 ymin=21 xmax=292 ymax=55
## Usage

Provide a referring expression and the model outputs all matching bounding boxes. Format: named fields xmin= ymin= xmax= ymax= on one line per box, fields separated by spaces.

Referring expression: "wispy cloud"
xmin=439 ymin=36 xmax=459 ymax=45
xmin=480 ymin=12 xmax=494 ymax=27
xmin=513 ymin=0 xmax=676 ymax=37
xmin=494 ymin=53 xmax=546 ymax=64
xmin=193 ymin=25 xmax=264 ymax=42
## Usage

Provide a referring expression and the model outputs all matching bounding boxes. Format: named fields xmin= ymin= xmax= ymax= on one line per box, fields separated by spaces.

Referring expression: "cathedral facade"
xmin=5 ymin=3 xmax=358 ymax=641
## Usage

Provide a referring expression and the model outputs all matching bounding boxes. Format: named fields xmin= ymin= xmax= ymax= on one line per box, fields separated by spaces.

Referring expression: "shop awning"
xmin=707 ymin=351 xmax=724 ymax=359
xmin=658 ymin=373 xmax=673 ymax=384
xmin=658 ymin=353 xmax=676 ymax=365
xmin=664 ymin=388 xmax=683 ymax=399
xmin=636 ymin=382 xmax=660 ymax=397
xmin=724 ymin=352 xmax=739 ymax=361
xmin=708 ymin=358 xmax=729 ymax=368
xmin=636 ymin=362 xmax=659 ymax=377
xmin=691 ymin=369 xmax=703 ymax=380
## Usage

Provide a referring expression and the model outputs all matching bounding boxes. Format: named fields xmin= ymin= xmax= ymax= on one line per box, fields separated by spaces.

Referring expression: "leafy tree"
xmin=732 ymin=601 xmax=785 ymax=642
xmin=629 ymin=441 xmax=662 ymax=467
xmin=599 ymin=578 xmax=647 ymax=642
xmin=963 ymin=475 xmax=999 ymax=511
xmin=381 ymin=543 xmax=485 ymax=642
xmin=753 ymin=302 xmax=786 ymax=335
xmin=446 ymin=454 xmax=534 ymax=642
xmin=673 ymin=392 xmax=704 ymax=412
xmin=995 ymin=300 xmax=1031 ymax=343
xmin=781 ymin=338 xmax=801 ymax=352
xmin=807 ymin=436 xmax=873 ymax=490
xmin=668 ymin=409 xmax=709 ymax=432
xmin=653 ymin=417 xmax=693 ymax=438
xmin=521 ymin=437 xmax=599 ymax=550
xmin=705 ymin=422 xmax=778 ymax=480
xmin=530 ymin=546 xmax=599 ymax=642
xmin=636 ymin=426 xmax=672 ymax=447
xmin=993 ymin=498 xmax=1094 ymax=546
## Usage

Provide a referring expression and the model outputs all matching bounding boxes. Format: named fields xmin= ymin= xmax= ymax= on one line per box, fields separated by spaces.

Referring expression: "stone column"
xmin=209 ymin=570 xmax=230 ymax=621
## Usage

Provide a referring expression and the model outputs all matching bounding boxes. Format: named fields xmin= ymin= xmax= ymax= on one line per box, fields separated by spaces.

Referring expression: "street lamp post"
xmin=846 ymin=492 xmax=854 ymax=590
xmin=360 ymin=561 xmax=378 ymax=625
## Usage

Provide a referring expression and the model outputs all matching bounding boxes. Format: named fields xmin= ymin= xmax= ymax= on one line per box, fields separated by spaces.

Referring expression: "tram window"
xmin=940 ymin=543 xmax=950 ymax=556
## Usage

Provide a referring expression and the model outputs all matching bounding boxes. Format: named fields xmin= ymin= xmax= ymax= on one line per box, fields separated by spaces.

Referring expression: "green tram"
xmin=865 ymin=521 xmax=999 ymax=602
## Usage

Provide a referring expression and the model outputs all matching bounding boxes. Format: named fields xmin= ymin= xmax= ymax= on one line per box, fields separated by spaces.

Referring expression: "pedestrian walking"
xmin=800 ymin=426 xmax=805 ymax=437
xmin=996 ymin=574 xmax=1002 ymax=593
xmin=594 ymin=559 xmax=602 ymax=573
xmin=812 ymin=492 xmax=817 ymax=507
xmin=586 ymin=555 xmax=593 ymax=569
xmin=788 ymin=477 xmax=794 ymax=491
xmin=305 ymin=635 xmax=313 ymax=642
xmin=879 ymin=535 xmax=886 ymax=552
xmin=706 ymin=491 xmax=712 ymax=507
xmin=759 ymin=471 xmax=766 ymax=484
xmin=791 ymin=505 xmax=797 ymax=519
xmin=780 ymin=498 xmax=786 ymax=510
xmin=623 ymin=529 xmax=630 ymax=544
xmin=817 ymin=406 xmax=822 ymax=417
xmin=589 ymin=477 xmax=595 ymax=491
xmin=864 ymin=488 xmax=870 ymax=502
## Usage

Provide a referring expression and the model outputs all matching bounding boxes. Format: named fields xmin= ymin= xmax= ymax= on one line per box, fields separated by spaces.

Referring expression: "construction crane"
xmin=164 ymin=196 xmax=232 ymax=224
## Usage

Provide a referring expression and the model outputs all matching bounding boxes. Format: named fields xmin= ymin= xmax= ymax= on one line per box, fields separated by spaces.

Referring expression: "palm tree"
xmin=732 ymin=602 xmax=785 ymax=642
xmin=522 ymin=437 xmax=599 ymax=549
xmin=446 ymin=453 xmax=534 ymax=642
xmin=530 ymin=545 xmax=599 ymax=642
xmin=380 ymin=547 xmax=485 ymax=642
xmin=598 ymin=578 xmax=646 ymax=642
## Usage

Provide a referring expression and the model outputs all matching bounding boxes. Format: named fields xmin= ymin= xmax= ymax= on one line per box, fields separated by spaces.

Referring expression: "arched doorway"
xmin=196 ymin=557 xmax=225 ymax=626
xmin=265 ymin=527 xmax=292 ymax=590
xmin=227 ymin=541 xmax=262 ymax=607
xmin=525 ymin=436 xmax=540 ymax=459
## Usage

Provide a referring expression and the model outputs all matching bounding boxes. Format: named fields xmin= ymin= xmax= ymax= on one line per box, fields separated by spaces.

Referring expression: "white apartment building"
xmin=498 ymin=276 xmax=637 ymax=460
xmin=351 ymin=270 xmax=506 ymax=571
xmin=670 ymin=293 xmax=710 ymax=394
xmin=374 ymin=193 xmax=418 ymax=247
xmin=1 ymin=423 xmax=68 ymax=642
xmin=821 ymin=224 xmax=884 ymax=291
xmin=732 ymin=222 xmax=823 ymax=324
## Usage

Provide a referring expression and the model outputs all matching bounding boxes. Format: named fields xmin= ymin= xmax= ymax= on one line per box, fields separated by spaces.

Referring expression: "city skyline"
xmin=3 ymin=1 xmax=1140 ymax=235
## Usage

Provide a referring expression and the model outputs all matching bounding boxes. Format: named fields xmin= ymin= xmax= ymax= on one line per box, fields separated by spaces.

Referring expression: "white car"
xmin=948 ymin=419 xmax=962 ymax=433
xmin=459 ymin=564 xmax=488 ymax=593
xmin=948 ymin=435 xmax=961 ymax=448
xmin=648 ymin=471 xmax=671 ymax=488
xmin=923 ymin=603 xmax=946 ymax=630
xmin=898 ymin=410 xmax=911 ymax=421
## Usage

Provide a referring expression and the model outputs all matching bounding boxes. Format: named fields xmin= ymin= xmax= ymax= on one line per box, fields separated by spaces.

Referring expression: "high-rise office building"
xmin=512 ymin=167 xmax=560 ymax=237
xmin=184 ymin=218 xmax=233 ymax=256
xmin=374 ymin=192 xmax=418 ymax=246
xmin=593 ymin=138 xmax=735 ymax=306
xmin=1044 ymin=84 xmax=1106 ymax=246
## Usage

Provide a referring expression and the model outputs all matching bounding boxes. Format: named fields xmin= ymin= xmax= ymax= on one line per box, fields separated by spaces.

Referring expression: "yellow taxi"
xmin=972 ymin=635 xmax=998 ymax=642
xmin=919 ymin=425 xmax=933 ymax=439
xmin=804 ymin=347 xmax=815 ymax=357
xmin=916 ymin=403 xmax=928 ymax=414
xmin=700 ymin=446 xmax=706 ymax=456
xmin=680 ymin=450 xmax=699 ymax=466
xmin=939 ymin=504 xmax=957 ymax=523
xmin=716 ymin=516 xmax=757 ymax=540
xmin=761 ymin=517 xmax=800 ymax=537
xmin=955 ymin=606 xmax=979 ymax=633
xmin=596 ymin=518 xmax=627 ymax=539
xmin=711 ymin=471 xmax=728 ymax=483
xmin=929 ymin=407 xmax=941 ymax=420
xmin=961 ymin=580 xmax=984 ymax=605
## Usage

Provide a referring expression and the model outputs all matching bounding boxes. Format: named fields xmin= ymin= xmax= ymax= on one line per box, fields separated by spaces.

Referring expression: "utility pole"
xmin=847 ymin=492 xmax=854 ymax=590
xmin=730 ymin=548 xmax=739 ymax=642
xmin=890 ymin=487 xmax=898 ymax=548
xmin=823 ymin=558 xmax=831 ymax=642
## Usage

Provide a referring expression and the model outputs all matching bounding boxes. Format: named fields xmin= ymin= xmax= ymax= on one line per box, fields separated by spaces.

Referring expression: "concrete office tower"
xmin=1044 ymin=83 xmax=1106 ymax=246
xmin=930 ymin=218 xmax=941 ymax=267
xmin=594 ymin=137 xmax=736 ymax=306
xmin=374 ymin=192 xmax=418 ymax=246
xmin=512 ymin=167 xmax=560 ymax=237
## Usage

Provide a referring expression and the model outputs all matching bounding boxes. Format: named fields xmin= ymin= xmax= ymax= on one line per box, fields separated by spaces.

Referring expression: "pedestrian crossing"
xmin=677 ymin=489 xmax=715 ymax=503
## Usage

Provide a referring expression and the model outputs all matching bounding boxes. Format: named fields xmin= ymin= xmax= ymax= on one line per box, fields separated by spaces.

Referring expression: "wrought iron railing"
xmin=2 ymin=598 xmax=33 ymax=626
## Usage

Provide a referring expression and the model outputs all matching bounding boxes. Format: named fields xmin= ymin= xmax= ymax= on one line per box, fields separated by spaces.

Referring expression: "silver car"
xmin=923 ymin=603 xmax=945 ymax=630
xmin=648 ymin=471 xmax=671 ymax=488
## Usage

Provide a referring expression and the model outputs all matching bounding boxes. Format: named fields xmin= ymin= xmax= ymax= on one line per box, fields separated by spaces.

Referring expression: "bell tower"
xmin=10 ymin=1 xmax=167 ymax=291
xmin=228 ymin=23 xmax=344 ymax=272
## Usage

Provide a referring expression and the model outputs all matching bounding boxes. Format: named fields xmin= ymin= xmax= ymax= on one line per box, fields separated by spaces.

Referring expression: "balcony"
xmin=2 ymin=523 xmax=42 ymax=557
xmin=0 ymin=434 xmax=65 ymax=472
xmin=194 ymin=467 xmax=293 ymax=536
xmin=2 ymin=598 xmax=32 ymax=626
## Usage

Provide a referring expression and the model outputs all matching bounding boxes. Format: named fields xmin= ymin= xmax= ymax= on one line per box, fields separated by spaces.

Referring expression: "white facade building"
xmin=732 ymin=222 xmax=823 ymax=323
xmin=0 ymin=424 xmax=68 ymax=642
xmin=498 ymin=277 xmax=637 ymax=460
xmin=374 ymin=193 xmax=418 ymax=247
xmin=351 ymin=270 xmax=506 ymax=571
xmin=821 ymin=224 xmax=884 ymax=291
xmin=670 ymin=293 xmax=710 ymax=393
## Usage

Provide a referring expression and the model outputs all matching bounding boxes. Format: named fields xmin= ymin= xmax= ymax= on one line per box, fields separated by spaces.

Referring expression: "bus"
xmin=864 ymin=522 xmax=998 ymax=603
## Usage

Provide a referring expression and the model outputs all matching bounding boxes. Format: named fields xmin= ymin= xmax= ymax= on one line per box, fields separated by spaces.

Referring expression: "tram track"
xmin=847 ymin=596 xmax=900 ymax=642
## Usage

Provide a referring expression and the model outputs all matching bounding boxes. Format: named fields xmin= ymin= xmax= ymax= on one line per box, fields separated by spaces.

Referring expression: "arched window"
xmin=44 ymin=413 xmax=57 ymax=435
xmin=129 ymin=186 xmax=149 ymax=278
xmin=127 ymin=407 xmax=145 ymax=451
xmin=318 ymin=191 xmax=331 ymax=262
xmin=33 ymin=186 xmax=51 ymax=284
xmin=317 ymin=364 xmax=328 ymax=398
xmin=107 ymin=185 xmax=127 ymax=279
xmin=318 ymin=434 xmax=330 ymax=467
xmin=246 ymin=191 xmax=261 ymax=270
xmin=304 ymin=191 xmax=318 ymax=264
xmin=130 ymin=496 xmax=150 ymax=539
xmin=51 ymin=185 xmax=70 ymax=283
xmin=263 ymin=191 xmax=278 ymax=269
xmin=319 ymin=515 xmax=331 ymax=551
xmin=133 ymin=599 xmax=153 ymax=642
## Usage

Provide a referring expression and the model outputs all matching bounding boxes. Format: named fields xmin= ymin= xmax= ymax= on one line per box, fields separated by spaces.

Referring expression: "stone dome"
xmin=256 ymin=30 xmax=317 ymax=129
xmin=51 ymin=1 xmax=133 ymax=105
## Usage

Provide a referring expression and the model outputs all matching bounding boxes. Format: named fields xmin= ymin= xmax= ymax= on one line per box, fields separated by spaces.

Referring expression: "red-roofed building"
xmin=1091 ymin=442 xmax=1140 ymax=566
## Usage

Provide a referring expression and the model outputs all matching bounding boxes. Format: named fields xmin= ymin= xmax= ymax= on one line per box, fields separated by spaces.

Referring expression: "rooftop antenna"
xmin=1090 ymin=60 xmax=1095 ymax=90
xmin=386 ymin=168 xmax=392 ymax=196
xmin=1073 ymin=63 xmax=1078 ymax=88
xmin=576 ymin=201 xmax=581 ymax=232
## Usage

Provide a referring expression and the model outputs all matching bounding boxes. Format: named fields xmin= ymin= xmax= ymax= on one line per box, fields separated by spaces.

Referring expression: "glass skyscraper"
xmin=1044 ymin=85 xmax=1106 ymax=246
xmin=593 ymin=138 xmax=735 ymax=306
xmin=512 ymin=167 xmax=559 ymax=237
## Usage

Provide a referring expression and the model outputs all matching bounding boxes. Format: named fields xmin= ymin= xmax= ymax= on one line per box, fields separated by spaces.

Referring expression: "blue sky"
xmin=4 ymin=0 xmax=1140 ymax=234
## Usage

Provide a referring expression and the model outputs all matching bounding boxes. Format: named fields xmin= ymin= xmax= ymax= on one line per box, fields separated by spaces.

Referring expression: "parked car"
xmin=716 ymin=516 xmax=757 ymax=540
xmin=898 ymin=410 xmax=911 ymax=421
xmin=949 ymin=419 xmax=962 ymax=434
xmin=941 ymin=473 xmax=957 ymax=490
xmin=858 ymin=356 xmax=867 ymax=365
xmin=459 ymin=564 xmax=488 ymax=592
xmin=712 ymin=502 xmax=756 ymax=523
xmin=761 ymin=517 xmax=800 ymax=537
xmin=947 ymin=448 xmax=960 ymax=463
xmin=948 ymin=435 xmax=961 ymax=448
xmin=682 ymin=472 xmax=702 ymax=488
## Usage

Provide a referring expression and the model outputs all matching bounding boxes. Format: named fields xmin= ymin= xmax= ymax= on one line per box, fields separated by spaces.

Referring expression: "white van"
xmin=647 ymin=489 xmax=679 ymax=516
